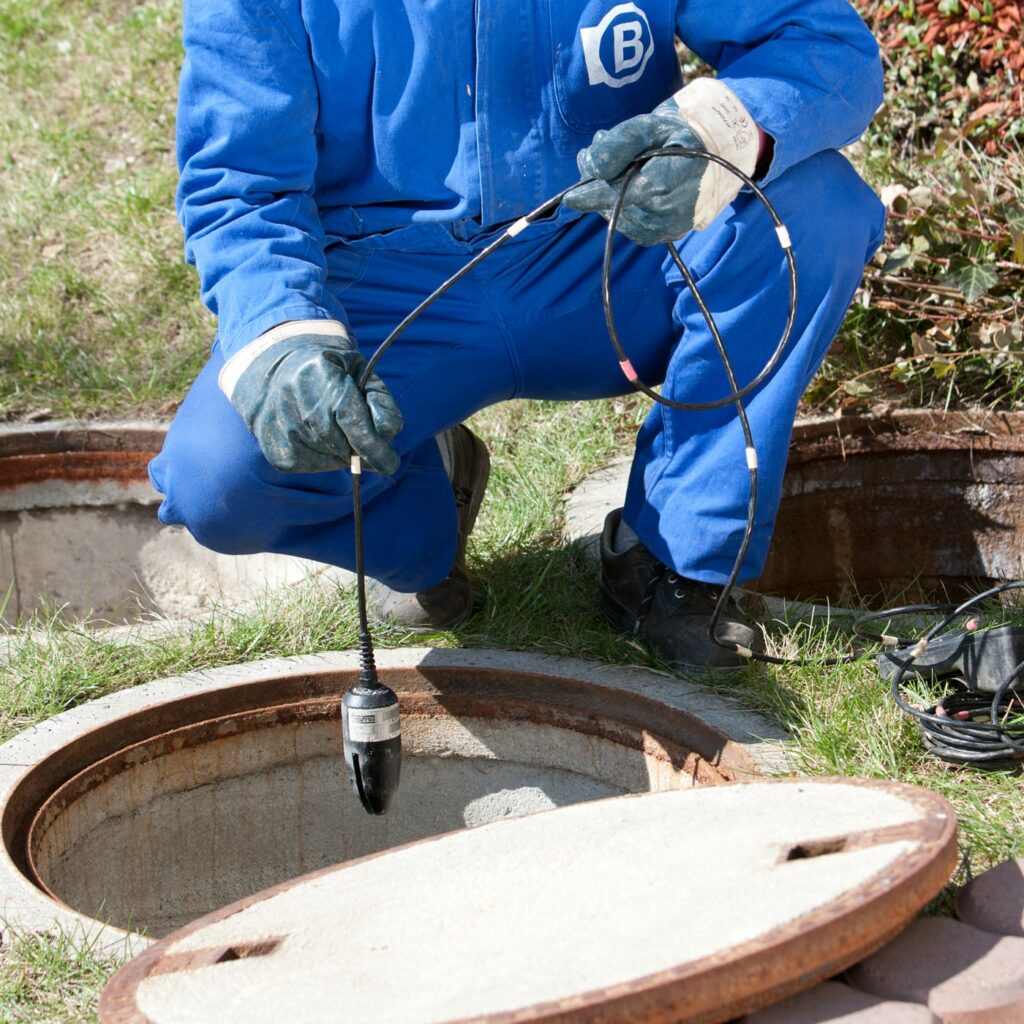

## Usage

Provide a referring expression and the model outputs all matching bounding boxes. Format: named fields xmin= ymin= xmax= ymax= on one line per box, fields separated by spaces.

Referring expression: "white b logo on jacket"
xmin=580 ymin=3 xmax=655 ymax=88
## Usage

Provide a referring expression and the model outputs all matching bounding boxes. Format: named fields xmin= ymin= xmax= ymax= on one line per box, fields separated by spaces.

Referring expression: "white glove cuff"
xmin=671 ymin=78 xmax=759 ymax=229
xmin=218 ymin=319 xmax=351 ymax=400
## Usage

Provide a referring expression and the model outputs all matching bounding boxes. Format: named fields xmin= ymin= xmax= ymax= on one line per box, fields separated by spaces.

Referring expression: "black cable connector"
xmin=341 ymin=456 xmax=402 ymax=815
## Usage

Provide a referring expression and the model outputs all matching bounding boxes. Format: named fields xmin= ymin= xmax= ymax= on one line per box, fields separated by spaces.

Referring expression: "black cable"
xmin=886 ymin=582 xmax=1024 ymax=765
xmin=601 ymin=148 xmax=798 ymax=412
xmin=600 ymin=148 xmax=856 ymax=667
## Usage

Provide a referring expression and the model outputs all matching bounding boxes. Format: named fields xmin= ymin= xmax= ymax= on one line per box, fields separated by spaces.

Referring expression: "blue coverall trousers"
xmin=149 ymin=150 xmax=885 ymax=593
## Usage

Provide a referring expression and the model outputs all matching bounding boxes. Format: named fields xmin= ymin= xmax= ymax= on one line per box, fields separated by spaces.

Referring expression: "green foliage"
xmin=0 ymin=928 xmax=121 ymax=1024
xmin=808 ymin=4 xmax=1024 ymax=411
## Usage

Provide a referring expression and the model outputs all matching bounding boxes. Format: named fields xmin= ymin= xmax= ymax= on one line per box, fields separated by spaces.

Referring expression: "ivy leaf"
xmin=1004 ymin=205 xmax=1024 ymax=232
xmin=931 ymin=359 xmax=957 ymax=378
xmin=951 ymin=262 xmax=998 ymax=303
xmin=882 ymin=247 xmax=913 ymax=274
xmin=843 ymin=379 xmax=874 ymax=397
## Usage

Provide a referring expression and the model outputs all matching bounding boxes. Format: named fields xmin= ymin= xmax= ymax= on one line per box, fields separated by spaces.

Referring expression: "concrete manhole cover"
xmin=98 ymin=778 xmax=956 ymax=1024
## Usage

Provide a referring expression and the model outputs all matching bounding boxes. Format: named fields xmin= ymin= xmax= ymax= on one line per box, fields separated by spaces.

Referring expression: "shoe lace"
xmin=634 ymin=564 xmax=666 ymax=635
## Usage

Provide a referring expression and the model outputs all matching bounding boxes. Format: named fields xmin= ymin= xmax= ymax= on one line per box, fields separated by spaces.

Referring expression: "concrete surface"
xmin=741 ymin=981 xmax=939 ymax=1023
xmin=563 ymin=456 xmax=630 ymax=563
xmin=0 ymin=648 xmax=790 ymax=950
xmin=122 ymin=780 xmax=953 ymax=1024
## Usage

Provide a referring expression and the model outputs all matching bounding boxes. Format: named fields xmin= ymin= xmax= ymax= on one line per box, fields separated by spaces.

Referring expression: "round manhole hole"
xmin=0 ymin=423 xmax=347 ymax=624
xmin=566 ymin=410 xmax=1024 ymax=609
xmin=758 ymin=410 xmax=1024 ymax=606
xmin=0 ymin=650 xmax=785 ymax=941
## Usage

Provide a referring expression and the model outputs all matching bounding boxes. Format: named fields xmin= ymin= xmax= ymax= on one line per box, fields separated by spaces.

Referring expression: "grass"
xmin=0 ymin=0 xmax=209 ymax=420
xmin=2 ymin=0 xmax=1024 ymax=1017
xmin=0 ymin=927 xmax=118 ymax=1024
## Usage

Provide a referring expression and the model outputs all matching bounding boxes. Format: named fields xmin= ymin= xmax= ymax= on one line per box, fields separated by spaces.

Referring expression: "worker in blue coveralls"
xmin=149 ymin=1 xmax=886 ymax=671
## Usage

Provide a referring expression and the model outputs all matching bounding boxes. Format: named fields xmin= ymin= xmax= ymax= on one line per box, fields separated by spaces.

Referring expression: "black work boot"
xmin=367 ymin=424 xmax=490 ymax=632
xmin=599 ymin=509 xmax=761 ymax=673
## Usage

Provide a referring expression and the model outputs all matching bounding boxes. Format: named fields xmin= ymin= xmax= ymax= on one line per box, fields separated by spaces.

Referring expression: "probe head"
xmin=342 ymin=683 xmax=402 ymax=815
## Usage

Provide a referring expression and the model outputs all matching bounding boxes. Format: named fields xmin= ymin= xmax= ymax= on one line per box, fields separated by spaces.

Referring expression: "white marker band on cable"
xmin=745 ymin=447 xmax=758 ymax=470
xmin=506 ymin=217 xmax=530 ymax=238
xmin=351 ymin=456 xmax=362 ymax=476
xmin=775 ymin=225 xmax=792 ymax=249
xmin=735 ymin=645 xmax=754 ymax=659
xmin=911 ymin=638 xmax=929 ymax=659
xmin=881 ymin=633 xmax=900 ymax=648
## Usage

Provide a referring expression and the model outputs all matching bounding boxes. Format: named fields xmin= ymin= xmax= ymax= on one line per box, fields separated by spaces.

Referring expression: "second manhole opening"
xmin=0 ymin=424 xmax=347 ymax=625
xmin=566 ymin=410 xmax=1024 ymax=610
xmin=758 ymin=410 xmax=1024 ymax=607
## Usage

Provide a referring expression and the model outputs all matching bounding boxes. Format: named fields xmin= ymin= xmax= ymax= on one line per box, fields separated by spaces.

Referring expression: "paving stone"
xmin=562 ymin=456 xmax=629 ymax=563
xmin=847 ymin=916 xmax=1024 ymax=1023
xmin=956 ymin=858 xmax=1024 ymax=938
xmin=741 ymin=980 xmax=938 ymax=1022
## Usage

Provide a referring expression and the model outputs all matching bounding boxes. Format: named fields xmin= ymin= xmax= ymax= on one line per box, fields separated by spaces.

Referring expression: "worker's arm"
xmin=675 ymin=0 xmax=883 ymax=183
xmin=176 ymin=0 xmax=345 ymax=359
xmin=566 ymin=0 xmax=881 ymax=245
xmin=176 ymin=0 xmax=401 ymax=473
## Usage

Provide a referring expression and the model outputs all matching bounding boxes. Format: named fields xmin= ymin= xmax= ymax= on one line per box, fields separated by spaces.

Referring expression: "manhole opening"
xmin=0 ymin=425 xmax=343 ymax=625
xmin=6 ymin=665 xmax=743 ymax=937
xmin=755 ymin=411 xmax=1024 ymax=609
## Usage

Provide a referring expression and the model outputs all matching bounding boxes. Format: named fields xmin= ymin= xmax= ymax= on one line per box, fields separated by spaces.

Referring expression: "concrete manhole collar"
xmin=0 ymin=422 xmax=348 ymax=626
xmin=0 ymin=648 xmax=787 ymax=948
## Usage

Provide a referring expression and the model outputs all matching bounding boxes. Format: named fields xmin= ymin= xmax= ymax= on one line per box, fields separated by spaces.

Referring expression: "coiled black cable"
xmin=872 ymin=582 xmax=1024 ymax=765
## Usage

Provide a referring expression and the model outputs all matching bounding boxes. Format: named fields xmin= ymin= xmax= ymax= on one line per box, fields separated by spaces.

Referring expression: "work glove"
xmin=565 ymin=79 xmax=761 ymax=246
xmin=219 ymin=321 xmax=403 ymax=475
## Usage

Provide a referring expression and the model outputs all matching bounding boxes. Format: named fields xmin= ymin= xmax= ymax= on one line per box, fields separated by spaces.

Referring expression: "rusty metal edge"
xmin=788 ymin=409 xmax=1024 ymax=455
xmin=97 ymin=777 xmax=956 ymax=1024
xmin=0 ymin=422 xmax=168 ymax=461
xmin=24 ymin=688 xmax=730 ymax=908
xmin=0 ymin=452 xmax=158 ymax=489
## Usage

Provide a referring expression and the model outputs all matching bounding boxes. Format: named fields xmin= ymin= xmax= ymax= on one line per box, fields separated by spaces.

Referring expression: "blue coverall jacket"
xmin=176 ymin=0 xmax=882 ymax=360
xmin=154 ymin=1 xmax=886 ymax=590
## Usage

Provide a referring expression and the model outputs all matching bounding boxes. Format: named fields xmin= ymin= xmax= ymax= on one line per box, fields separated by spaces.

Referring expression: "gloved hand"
xmin=219 ymin=321 xmax=403 ymax=475
xmin=565 ymin=79 xmax=761 ymax=246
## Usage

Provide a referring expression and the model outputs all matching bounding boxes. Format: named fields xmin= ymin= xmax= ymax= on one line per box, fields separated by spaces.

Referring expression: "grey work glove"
xmin=565 ymin=78 xmax=761 ymax=246
xmin=220 ymin=321 xmax=403 ymax=475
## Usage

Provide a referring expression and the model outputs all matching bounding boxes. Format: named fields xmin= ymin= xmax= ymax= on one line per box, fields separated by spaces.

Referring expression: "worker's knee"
xmin=770 ymin=149 xmax=887 ymax=266
xmin=148 ymin=440 xmax=275 ymax=556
